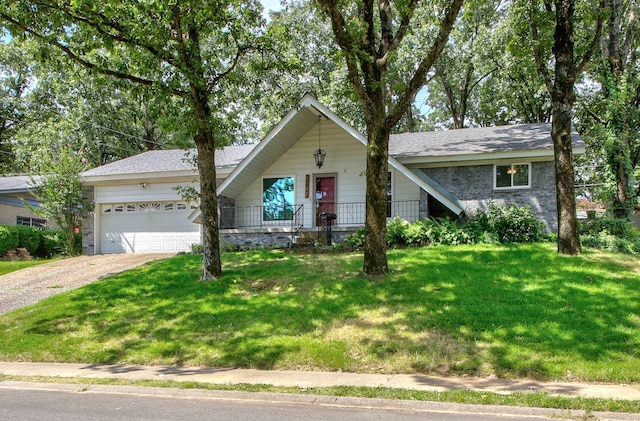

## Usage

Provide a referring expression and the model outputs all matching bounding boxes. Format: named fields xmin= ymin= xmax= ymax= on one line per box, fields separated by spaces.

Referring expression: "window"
xmin=494 ymin=163 xmax=530 ymax=189
xmin=16 ymin=216 xmax=46 ymax=227
xmin=164 ymin=203 xmax=174 ymax=211
xmin=126 ymin=204 xmax=136 ymax=212
xmin=263 ymin=177 xmax=295 ymax=221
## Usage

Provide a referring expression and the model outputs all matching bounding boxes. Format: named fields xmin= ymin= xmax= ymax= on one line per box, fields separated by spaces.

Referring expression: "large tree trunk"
xmin=191 ymin=87 xmax=222 ymax=279
xmin=363 ymin=123 xmax=390 ymax=276
xmin=551 ymin=0 xmax=581 ymax=255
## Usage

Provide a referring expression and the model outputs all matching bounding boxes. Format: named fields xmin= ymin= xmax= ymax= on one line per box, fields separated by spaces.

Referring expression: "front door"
xmin=315 ymin=175 xmax=335 ymax=226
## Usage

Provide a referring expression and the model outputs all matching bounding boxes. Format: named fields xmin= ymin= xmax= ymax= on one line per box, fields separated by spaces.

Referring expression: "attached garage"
xmin=99 ymin=201 xmax=200 ymax=254
xmin=81 ymin=147 xmax=254 ymax=255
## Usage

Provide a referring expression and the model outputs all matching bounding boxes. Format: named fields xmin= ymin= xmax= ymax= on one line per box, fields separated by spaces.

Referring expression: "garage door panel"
xmin=100 ymin=202 xmax=200 ymax=254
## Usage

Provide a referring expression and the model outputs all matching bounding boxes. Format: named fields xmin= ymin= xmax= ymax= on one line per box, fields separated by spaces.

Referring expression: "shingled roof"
xmin=82 ymin=145 xmax=255 ymax=178
xmin=389 ymin=123 xmax=584 ymax=161
xmin=0 ymin=175 xmax=41 ymax=193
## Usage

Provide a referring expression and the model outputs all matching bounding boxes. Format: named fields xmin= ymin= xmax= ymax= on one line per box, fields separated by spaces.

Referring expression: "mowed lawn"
xmin=1 ymin=243 xmax=639 ymax=383
xmin=0 ymin=259 xmax=53 ymax=276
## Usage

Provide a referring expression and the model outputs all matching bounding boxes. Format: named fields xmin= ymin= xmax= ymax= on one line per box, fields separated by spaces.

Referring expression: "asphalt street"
xmin=0 ymin=382 xmax=621 ymax=421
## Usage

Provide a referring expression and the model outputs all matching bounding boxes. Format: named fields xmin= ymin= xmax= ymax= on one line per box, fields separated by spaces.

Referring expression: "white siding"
xmin=233 ymin=121 xmax=421 ymax=227
xmin=95 ymin=180 xmax=197 ymax=204
xmin=235 ymin=120 xmax=366 ymax=228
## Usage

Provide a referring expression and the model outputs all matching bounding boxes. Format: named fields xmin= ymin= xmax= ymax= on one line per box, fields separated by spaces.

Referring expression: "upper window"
xmin=494 ymin=163 xmax=530 ymax=189
xmin=263 ymin=177 xmax=295 ymax=221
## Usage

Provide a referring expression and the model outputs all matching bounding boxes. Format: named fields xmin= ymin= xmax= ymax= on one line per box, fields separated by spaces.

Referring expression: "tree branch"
xmin=0 ymin=12 xmax=188 ymax=97
xmin=577 ymin=0 xmax=605 ymax=73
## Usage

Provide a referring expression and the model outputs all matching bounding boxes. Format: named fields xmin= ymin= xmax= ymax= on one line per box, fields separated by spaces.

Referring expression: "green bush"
xmin=36 ymin=230 xmax=66 ymax=257
xmin=579 ymin=217 xmax=634 ymax=238
xmin=14 ymin=226 xmax=41 ymax=254
xmin=580 ymin=217 xmax=640 ymax=255
xmin=344 ymin=226 xmax=366 ymax=247
xmin=468 ymin=202 xmax=545 ymax=243
xmin=0 ymin=226 xmax=19 ymax=255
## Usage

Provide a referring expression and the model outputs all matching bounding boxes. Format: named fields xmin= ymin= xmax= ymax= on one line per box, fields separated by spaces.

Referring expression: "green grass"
xmin=1 ymin=243 xmax=639 ymax=384
xmin=0 ymin=259 xmax=53 ymax=276
xmin=3 ymin=374 xmax=639 ymax=414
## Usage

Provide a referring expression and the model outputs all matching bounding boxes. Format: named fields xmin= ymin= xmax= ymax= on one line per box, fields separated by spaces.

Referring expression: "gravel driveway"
xmin=0 ymin=254 xmax=170 ymax=316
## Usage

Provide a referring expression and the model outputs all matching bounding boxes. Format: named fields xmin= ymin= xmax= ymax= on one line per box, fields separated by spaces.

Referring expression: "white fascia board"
xmin=388 ymin=157 xmax=466 ymax=216
xmin=82 ymin=170 xmax=198 ymax=185
xmin=396 ymin=145 xmax=586 ymax=166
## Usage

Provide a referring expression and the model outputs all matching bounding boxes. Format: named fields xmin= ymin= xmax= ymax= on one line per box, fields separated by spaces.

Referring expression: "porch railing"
xmin=220 ymin=200 xmax=420 ymax=230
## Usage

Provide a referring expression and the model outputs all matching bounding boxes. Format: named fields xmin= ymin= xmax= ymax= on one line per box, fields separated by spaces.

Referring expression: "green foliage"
xmin=344 ymin=226 xmax=366 ymax=247
xmin=36 ymin=230 xmax=66 ymax=258
xmin=13 ymin=225 xmax=41 ymax=254
xmin=0 ymin=226 xmax=19 ymax=255
xmin=580 ymin=217 xmax=640 ymax=255
xmin=467 ymin=202 xmax=546 ymax=243
xmin=347 ymin=203 xmax=546 ymax=248
xmin=28 ymin=147 xmax=89 ymax=256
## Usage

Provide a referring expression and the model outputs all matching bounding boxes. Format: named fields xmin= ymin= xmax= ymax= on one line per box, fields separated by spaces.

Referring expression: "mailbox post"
xmin=320 ymin=212 xmax=337 ymax=245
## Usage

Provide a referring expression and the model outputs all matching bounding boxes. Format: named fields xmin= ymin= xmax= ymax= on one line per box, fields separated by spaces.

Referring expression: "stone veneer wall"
xmin=421 ymin=160 xmax=558 ymax=232
xmin=81 ymin=185 xmax=95 ymax=255
xmin=220 ymin=228 xmax=357 ymax=249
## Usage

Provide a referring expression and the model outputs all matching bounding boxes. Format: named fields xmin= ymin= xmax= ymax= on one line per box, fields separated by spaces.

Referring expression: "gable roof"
xmin=215 ymin=94 xmax=466 ymax=217
xmin=82 ymin=145 xmax=255 ymax=181
xmin=390 ymin=123 xmax=585 ymax=164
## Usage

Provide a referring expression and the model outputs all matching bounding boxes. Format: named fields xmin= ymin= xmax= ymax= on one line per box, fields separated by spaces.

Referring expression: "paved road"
xmin=0 ymin=382 xmax=569 ymax=421
xmin=0 ymin=254 xmax=170 ymax=315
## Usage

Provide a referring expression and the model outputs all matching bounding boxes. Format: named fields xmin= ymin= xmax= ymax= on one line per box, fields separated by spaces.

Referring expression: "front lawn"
xmin=0 ymin=243 xmax=638 ymax=383
xmin=0 ymin=259 xmax=53 ymax=276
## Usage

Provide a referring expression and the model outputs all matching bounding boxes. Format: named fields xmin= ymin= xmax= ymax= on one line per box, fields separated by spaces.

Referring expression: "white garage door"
xmin=100 ymin=202 xmax=200 ymax=254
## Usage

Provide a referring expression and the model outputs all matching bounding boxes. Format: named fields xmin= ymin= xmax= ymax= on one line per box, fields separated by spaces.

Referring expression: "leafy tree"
xmin=27 ymin=148 xmax=89 ymax=255
xmin=425 ymin=0 xmax=503 ymax=129
xmin=579 ymin=0 xmax=639 ymax=220
xmin=1 ymin=0 xmax=267 ymax=279
xmin=510 ymin=0 xmax=603 ymax=255
xmin=316 ymin=0 xmax=464 ymax=275
xmin=0 ymin=39 xmax=33 ymax=173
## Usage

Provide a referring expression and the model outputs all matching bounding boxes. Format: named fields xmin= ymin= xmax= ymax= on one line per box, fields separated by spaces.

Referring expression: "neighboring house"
xmin=0 ymin=175 xmax=47 ymax=227
xmin=81 ymin=95 xmax=584 ymax=254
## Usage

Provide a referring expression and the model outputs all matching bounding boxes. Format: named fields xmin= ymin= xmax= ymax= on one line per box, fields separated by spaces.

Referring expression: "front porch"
xmin=218 ymin=200 xmax=423 ymax=248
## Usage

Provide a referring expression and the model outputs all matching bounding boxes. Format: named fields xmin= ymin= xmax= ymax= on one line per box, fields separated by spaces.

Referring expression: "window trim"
xmin=16 ymin=216 xmax=46 ymax=227
xmin=262 ymin=175 xmax=296 ymax=222
xmin=493 ymin=163 xmax=531 ymax=190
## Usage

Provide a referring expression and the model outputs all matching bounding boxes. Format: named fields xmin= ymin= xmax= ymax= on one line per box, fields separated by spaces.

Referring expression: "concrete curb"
xmin=1 ymin=362 xmax=639 ymax=401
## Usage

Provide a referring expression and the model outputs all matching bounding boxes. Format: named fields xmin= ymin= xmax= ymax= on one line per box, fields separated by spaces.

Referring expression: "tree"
xmin=1 ymin=0 xmax=266 ymax=278
xmin=579 ymin=0 xmax=639 ymax=220
xmin=514 ymin=0 xmax=602 ymax=255
xmin=425 ymin=0 xmax=503 ymax=129
xmin=0 ymin=39 xmax=32 ymax=173
xmin=28 ymin=148 xmax=89 ymax=255
xmin=316 ymin=0 xmax=464 ymax=275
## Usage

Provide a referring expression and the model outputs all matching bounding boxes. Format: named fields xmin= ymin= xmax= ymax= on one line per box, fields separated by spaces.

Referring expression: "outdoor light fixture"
xmin=313 ymin=116 xmax=326 ymax=169
xmin=140 ymin=182 xmax=147 ymax=188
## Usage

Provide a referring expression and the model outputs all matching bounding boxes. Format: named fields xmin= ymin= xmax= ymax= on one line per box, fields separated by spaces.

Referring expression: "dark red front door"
xmin=315 ymin=176 xmax=335 ymax=226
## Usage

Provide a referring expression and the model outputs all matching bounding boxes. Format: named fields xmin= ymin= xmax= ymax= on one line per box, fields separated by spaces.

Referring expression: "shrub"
xmin=0 ymin=226 xmax=19 ymax=255
xmin=344 ymin=226 xmax=366 ymax=247
xmin=386 ymin=216 xmax=411 ymax=246
xmin=14 ymin=226 xmax=41 ymax=254
xmin=580 ymin=217 xmax=640 ymax=255
xmin=468 ymin=202 xmax=545 ymax=243
xmin=36 ymin=230 xmax=66 ymax=257
xmin=579 ymin=217 xmax=634 ymax=239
